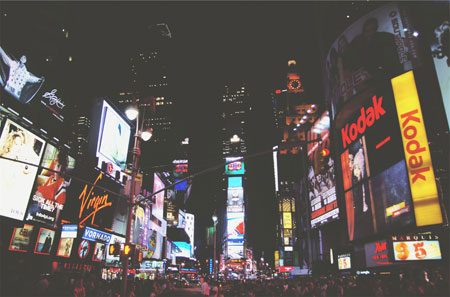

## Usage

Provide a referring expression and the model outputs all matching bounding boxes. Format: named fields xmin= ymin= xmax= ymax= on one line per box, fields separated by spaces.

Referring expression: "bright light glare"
xmin=141 ymin=129 xmax=153 ymax=141
xmin=125 ymin=106 xmax=139 ymax=120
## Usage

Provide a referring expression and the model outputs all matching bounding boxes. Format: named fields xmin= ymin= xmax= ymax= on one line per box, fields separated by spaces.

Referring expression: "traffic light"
xmin=122 ymin=243 xmax=135 ymax=257
xmin=109 ymin=242 xmax=121 ymax=256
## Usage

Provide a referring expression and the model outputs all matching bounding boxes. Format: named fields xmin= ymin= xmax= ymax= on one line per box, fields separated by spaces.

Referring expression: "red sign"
xmin=228 ymin=162 xmax=242 ymax=171
xmin=175 ymin=164 xmax=188 ymax=173
xmin=279 ymin=266 xmax=294 ymax=273
xmin=341 ymin=95 xmax=386 ymax=149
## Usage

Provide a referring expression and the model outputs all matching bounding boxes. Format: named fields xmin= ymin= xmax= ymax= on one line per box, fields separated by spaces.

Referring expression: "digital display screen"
xmin=25 ymin=143 xmax=76 ymax=228
xmin=225 ymin=157 xmax=245 ymax=175
xmin=338 ymin=254 xmax=351 ymax=270
xmin=227 ymin=245 xmax=244 ymax=260
xmin=392 ymin=234 xmax=442 ymax=261
xmin=0 ymin=119 xmax=45 ymax=221
xmin=227 ymin=212 xmax=245 ymax=245
xmin=174 ymin=179 xmax=188 ymax=191
xmin=227 ymin=187 xmax=244 ymax=206
xmin=364 ymin=240 xmax=392 ymax=267
xmin=228 ymin=176 xmax=242 ymax=188
xmin=172 ymin=241 xmax=191 ymax=258
xmin=96 ymin=100 xmax=131 ymax=171
xmin=307 ymin=113 xmax=339 ymax=228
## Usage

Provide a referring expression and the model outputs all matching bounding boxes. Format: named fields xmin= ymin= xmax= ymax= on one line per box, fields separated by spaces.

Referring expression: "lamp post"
xmin=212 ymin=214 xmax=218 ymax=281
xmin=122 ymin=105 xmax=152 ymax=297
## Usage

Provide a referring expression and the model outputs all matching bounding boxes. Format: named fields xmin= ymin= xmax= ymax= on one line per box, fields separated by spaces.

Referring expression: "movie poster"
xmin=57 ymin=238 xmax=74 ymax=258
xmin=92 ymin=242 xmax=106 ymax=262
xmin=325 ymin=4 xmax=420 ymax=115
xmin=9 ymin=224 xmax=34 ymax=252
xmin=0 ymin=119 xmax=45 ymax=221
xmin=34 ymin=228 xmax=55 ymax=255
xmin=25 ymin=143 xmax=75 ymax=227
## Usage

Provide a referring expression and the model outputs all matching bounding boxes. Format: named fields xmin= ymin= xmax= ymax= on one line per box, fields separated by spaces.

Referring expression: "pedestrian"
xmin=200 ymin=277 xmax=210 ymax=296
xmin=73 ymin=277 xmax=86 ymax=297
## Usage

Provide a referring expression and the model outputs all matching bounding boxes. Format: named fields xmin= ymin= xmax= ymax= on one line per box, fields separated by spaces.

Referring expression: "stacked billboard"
xmin=225 ymin=157 xmax=245 ymax=260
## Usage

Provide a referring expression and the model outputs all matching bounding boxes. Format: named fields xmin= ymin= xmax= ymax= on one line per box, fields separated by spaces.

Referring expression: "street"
xmin=166 ymin=287 xmax=203 ymax=297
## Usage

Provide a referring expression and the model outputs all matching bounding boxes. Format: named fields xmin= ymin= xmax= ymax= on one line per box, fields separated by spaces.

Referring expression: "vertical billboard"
xmin=227 ymin=212 xmax=245 ymax=245
xmin=0 ymin=119 xmax=45 ymax=220
xmin=152 ymin=173 xmax=165 ymax=221
xmin=34 ymin=228 xmax=56 ymax=255
xmin=25 ymin=143 xmax=76 ymax=228
xmin=325 ymin=4 xmax=420 ymax=115
xmin=307 ymin=112 xmax=339 ymax=228
xmin=96 ymin=100 xmax=131 ymax=173
xmin=391 ymin=71 xmax=443 ymax=226
xmin=56 ymin=225 xmax=77 ymax=258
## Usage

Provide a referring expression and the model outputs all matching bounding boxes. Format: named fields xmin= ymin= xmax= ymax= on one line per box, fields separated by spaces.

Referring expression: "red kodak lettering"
xmin=341 ymin=96 xmax=385 ymax=149
xmin=401 ymin=109 xmax=420 ymax=128
xmin=411 ymin=166 xmax=430 ymax=183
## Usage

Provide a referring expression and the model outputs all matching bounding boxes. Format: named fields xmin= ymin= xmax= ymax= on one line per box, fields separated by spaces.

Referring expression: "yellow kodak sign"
xmin=391 ymin=71 xmax=443 ymax=226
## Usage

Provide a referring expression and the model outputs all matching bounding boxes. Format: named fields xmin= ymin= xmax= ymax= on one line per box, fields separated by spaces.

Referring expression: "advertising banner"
xmin=338 ymin=254 xmax=351 ymax=270
xmin=92 ymin=242 xmax=107 ymax=262
xmin=364 ymin=240 xmax=392 ymax=267
xmin=56 ymin=224 xmax=77 ymax=258
xmin=172 ymin=241 xmax=191 ymax=258
xmin=307 ymin=112 xmax=339 ymax=228
xmin=25 ymin=143 xmax=76 ymax=228
xmin=392 ymin=234 xmax=442 ymax=261
xmin=0 ymin=118 xmax=45 ymax=221
xmin=82 ymin=226 xmax=112 ymax=243
xmin=152 ymin=173 xmax=165 ymax=221
xmin=227 ymin=212 xmax=245 ymax=245
xmin=225 ymin=157 xmax=245 ymax=175
xmin=391 ymin=71 xmax=443 ymax=226
xmin=324 ymin=4 xmax=420 ymax=115
xmin=228 ymin=176 xmax=242 ymax=188
xmin=106 ymin=234 xmax=125 ymax=265
xmin=282 ymin=212 xmax=292 ymax=229
xmin=228 ymin=245 xmax=244 ymax=260
xmin=9 ymin=224 xmax=34 ymax=252
xmin=34 ymin=227 xmax=55 ymax=255
xmin=227 ymin=187 xmax=244 ymax=206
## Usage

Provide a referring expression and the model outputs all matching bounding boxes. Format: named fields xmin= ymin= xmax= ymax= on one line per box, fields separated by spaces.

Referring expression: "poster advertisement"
xmin=152 ymin=173 xmax=165 ymax=221
xmin=56 ymin=224 xmax=77 ymax=258
xmin=0 ymin=119 xmax=45 ymax=221
xmin=9 ymin=224 xmax=34 ymax=252
xmin=227 ymin=187 xmax=244 ymax=206
xmin=393 ymin=240 xmax=442 ymax=261
xmin=172 ymin=241 xmax=191 ymax=258
xmin=227 ymin=212 xmax=245 ymax=244
xmin=325 ymin=4 xmax=420 ymax=115
xmin=92 ymin=242 xmax=107 ymax=262
xmin=307 ymin=113 xmax=339 ymax=228
xmin=96 ymin=100 xmax=131 ymax=171
xmin=34 ymin=228 xmax=55 ymax=255
xmin=364 ymin=240 xmax=392 ymax=267
xmin=338 ymin=254 xmax=351 ymax=270
xmin=25 ymin=143 xmax=75 ymax=227
xmin=228 ymin=245 xmax=244 ymax=260
xmin=225 ymin=157 xmax=245 ymax=175
xmin=106 ymin=234 xmax=125 ymax=264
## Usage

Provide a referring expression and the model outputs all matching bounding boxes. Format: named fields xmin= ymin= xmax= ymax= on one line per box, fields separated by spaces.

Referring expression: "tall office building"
xmin=218 ymin=83 xmax=251 ymax=276
xmin=70 ymin=113 xmax=91 ymax=159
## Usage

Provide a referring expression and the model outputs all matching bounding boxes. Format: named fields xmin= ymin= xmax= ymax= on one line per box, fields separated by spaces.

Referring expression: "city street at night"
xmin=0 ymin=1 xmax=449 ymax=297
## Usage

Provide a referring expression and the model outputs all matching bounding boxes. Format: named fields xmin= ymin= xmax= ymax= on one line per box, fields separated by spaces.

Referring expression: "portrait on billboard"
xmin=132 ymin=206 xmax=145 ymax=245
xmin=9 ymin=224 xmax=34 ymax=252
xmin=78 ymin=240 xmax=90 ymax=259
xmin=345 ymin=181 xmax=374 ymax=241
xmin=34 ymin=228 xmax=55 ymax=255
xmin=25 ymin=143 xmax=75 ymax=228
xmin=325 ymin=4 xmax=420 ymax=114
xmin=92 ymin=242 xmax=106 ymax=262
xmin=0 ymin=118 xmax=45 ymax=221
xmin=341 ymin=136 xmax=370 ymax=192
xmin=0 ymin=46 xmax=44 ymax=104
xmin=152 ymin=173 xmax=165 ymax=221
xmin=56 ymin=238 xmax=74 ymax=258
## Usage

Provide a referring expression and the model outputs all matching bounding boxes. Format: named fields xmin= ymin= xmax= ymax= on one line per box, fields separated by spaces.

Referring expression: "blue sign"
xmin=61 ymin=224 xmax=78 ymax=238
xmin=209 ymin=258 xmax=213 ymax=274
xmin=82 ymin=226 xmax=112 ymax=243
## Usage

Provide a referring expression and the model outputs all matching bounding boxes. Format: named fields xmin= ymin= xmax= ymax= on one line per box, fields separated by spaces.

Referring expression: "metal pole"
xmin=122 ymin=115 xmax=140 ymax=297
xmin=213 ymin=222 xmax=217 ymax=281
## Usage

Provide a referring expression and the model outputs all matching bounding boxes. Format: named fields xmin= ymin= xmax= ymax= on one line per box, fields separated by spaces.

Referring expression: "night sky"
xmin=0 ymin=1 xmax=382 ymax=260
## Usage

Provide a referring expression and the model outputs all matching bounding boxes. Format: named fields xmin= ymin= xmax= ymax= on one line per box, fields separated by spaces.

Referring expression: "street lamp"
xmin=212 ymin=214 xmax=218 ymax=281
xmin=122 ymin=105 xmax=152 ymax=297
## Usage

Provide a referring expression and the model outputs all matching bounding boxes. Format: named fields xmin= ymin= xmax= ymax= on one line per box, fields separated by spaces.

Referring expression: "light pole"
xmin=212 ymin=214 xmax=218 ymax=281
xmin=122 ymin=105 xmax=152 ymax=297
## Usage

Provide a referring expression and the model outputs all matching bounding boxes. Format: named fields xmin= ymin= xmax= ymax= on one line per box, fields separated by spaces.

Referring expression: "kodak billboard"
xmin=391 ymin=71 xmax=443 ymax=227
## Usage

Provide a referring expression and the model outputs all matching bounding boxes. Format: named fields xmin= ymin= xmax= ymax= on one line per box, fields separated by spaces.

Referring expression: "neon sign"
xmin=78 ymin=172 xmax=113 ymax=226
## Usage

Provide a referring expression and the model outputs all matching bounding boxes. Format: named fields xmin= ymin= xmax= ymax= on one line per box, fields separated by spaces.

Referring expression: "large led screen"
xmin=336 ymin=89 xmax=414 ymax=241
xmin=96 ymin=100 xmax=131 ymax=171
xmin=228 ymin=176 xmax=242 ymax=188
xmin=0 ymin=119 xmax=45 ymax=220
xmin=227 ymin=212 xmax=245 ymax=245
xmin=227 ymin=188 xmax=244 ymax=206
xmin=324 ymin=4 xmax=420 ymax=115
xmin=228 ymin=245 xmax=244 ymax=259
xmin=307 ymin=113 xmax=339 ymax=228
xmin=364 ymin=240 xmax=392 ymax=267
xmin=225 ymin=157 xmax=245 ymax=175
xmin=172 ymin=241 xmax=191 ymax=258
xmin=25 ymin=143 xmax=76 ymax=228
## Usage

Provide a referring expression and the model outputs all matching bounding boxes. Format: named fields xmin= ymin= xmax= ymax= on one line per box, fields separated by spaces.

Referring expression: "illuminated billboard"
xmin=57 ymin=225 xmax=77 ymax=258
xmin=0 ymin=119 xmax=45 ymax=221
xmin=228 ymin=245 xmax=244 ymax=259
xmin=96 ymin=100 xmax=131 ymax=171
xmin=225 ymin=157 xmax=245 ymax=175
xmin=364 ymin=240 xmax=392 ymax=267
xmin=391 ymin=71 xmax=442 ymax=226
xmin=227 ymin=187 xmax=244 ymax=206
xmin=152 ymin=173 xmax=165 ymax=221
xmin=307 ymin=112 xmax=339 ymax=228
xmin=172 ymin=241 xmax=191 ymax=258
xmin=335 ymin=88 xmax=415 ymax=241
xmin=106 ymin=234 xmax=125 ymax=264
xmin=324 ymin=4 xmax=420 ymax=115
xmin=9 ymin=224 xmax=34 ymax=252
xmin=338 ymin=254 xmax=351 ymax=270
xmin=227 ymin=212 xmax=245 ymax=245
xmin=34 ymin=228 xmax=55 ymax=255
xmin=282 ymin=212 xmax=292 ymax=229
xmin=392 ymin=234 xmax=442 ymax=261
xmin=228 ymin=176 xmax=242 ymax=188
xmin=25 ymin=143 xmax=76 ymax=228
